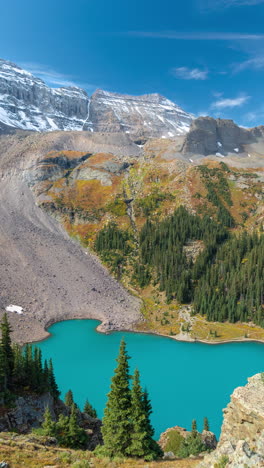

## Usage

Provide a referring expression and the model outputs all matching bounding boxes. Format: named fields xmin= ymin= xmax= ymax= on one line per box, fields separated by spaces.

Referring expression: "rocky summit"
xmin=181 ymin=116 xmax=264 ymax=156
xmin=0 ymin=58 xmax=193 ymax=138
xmin=199 ymin=373 xmax=264 ymax=467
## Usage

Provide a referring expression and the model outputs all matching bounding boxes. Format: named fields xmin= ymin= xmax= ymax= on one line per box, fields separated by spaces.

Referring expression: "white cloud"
xmin=212 ymin=91 xmax=224 ymax=98
xmin=211 ymin=94 xmax=250 ymax=109
xmin=19 ymin=62 xmax=96 ymax=92
xmin=171 ymin=67 xmax=208 ymax=80
xmin=243 ymin=106 xmax=264 ymax=123
xmin=233 ymin=55 xmax=264 ymax=72
xmin=201 ymin=0 xmax=264 ymax=9
xmin=126 ymin=31 xmax=264 ymax=40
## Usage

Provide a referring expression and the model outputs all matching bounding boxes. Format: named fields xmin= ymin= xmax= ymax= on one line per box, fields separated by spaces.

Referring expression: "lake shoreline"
xmin=25 ymin=314 xmax=264 ymax=347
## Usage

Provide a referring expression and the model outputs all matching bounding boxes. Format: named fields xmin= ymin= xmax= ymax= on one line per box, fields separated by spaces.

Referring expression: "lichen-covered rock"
xmin=199 ymin=373 xmax=264 ymax=467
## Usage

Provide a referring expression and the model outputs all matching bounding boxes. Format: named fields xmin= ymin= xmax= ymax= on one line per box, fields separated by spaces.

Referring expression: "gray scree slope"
xmin=0 ymin=131 xmax=141 ymax=344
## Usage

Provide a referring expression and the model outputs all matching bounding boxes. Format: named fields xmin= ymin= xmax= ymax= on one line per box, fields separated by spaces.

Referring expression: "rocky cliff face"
xmin=0 ymin=59 xmax=193 ymax=138
xmin=86 ymin=89 xmax=192 ymax=140
xmin=0 ymin=59 xmax=89 ymax=132
xmin=0 ymin=393 xmax=102 ymax=450
xmin=199 ymin=373 xmax=264 ymax=467
xmin=181 ymin=116 xmax=264 ymax=156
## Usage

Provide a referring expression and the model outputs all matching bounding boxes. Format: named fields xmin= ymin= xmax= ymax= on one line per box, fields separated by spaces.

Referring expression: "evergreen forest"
xmin=95 ymin=206 xmax=264 ymax=326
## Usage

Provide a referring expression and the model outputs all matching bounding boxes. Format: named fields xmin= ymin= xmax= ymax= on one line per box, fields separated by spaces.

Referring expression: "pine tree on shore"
xmin=48 ymin=359 xmax=60 ymax=399
xmin=101 ymin=338 xmax=131 ymax=457
xmin=142 ymin=388 xmax=163 ymax=460
xmin=0 ymin=347 xmax=6 ymax=394
xmin=127 ymin=369 xmax=162 ymax=460
xmin=126 ymin=368 xmax=146 ymax=458
xmin=0 ymin=313 xmax=14 ymax=389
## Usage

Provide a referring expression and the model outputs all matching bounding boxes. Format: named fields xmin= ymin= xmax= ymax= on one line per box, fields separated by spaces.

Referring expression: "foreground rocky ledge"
xmin=199 ymin=373 xmax=264 ymax=467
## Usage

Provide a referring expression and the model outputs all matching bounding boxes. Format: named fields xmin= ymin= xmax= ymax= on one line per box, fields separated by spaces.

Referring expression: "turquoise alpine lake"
xmin=36 ymin=319 xmax=264 ymax=439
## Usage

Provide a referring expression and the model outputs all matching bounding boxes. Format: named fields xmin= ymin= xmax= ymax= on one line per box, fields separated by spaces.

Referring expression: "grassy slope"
xmin=37 ymin=151 xmax=264 ymax=343
xmin=0 ymin=432 xmax=199 ymax=468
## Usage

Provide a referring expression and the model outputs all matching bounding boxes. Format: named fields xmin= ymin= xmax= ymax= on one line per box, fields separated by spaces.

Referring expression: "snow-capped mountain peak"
xmin=0 ymin=59 xmax=193 ymax=137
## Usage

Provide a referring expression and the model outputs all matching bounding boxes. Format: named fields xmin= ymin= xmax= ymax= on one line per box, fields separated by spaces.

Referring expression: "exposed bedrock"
xmin=199 ymin=373 xmax=264 ymax=467
xmin=181 ymin=116 xmax=264 ymax=155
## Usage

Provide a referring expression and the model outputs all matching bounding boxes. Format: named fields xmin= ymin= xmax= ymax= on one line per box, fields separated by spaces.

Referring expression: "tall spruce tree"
xmin=142 ymin=388 xmax=163 ymax=460
xmin=127 ymin=369 xmax=162 ymax=460
xmin=0 ymin=347 xmax=6 ymax=394
xmin=127 ymin=368 xmax=147 ymax=458
xmin=0 ymin=313 xmax=14 ymax=389
xmin=68 ymin=403 xmax=88 ymax=449
xmin=101 ymin=338 xmax=131 ymax=457
xmin=48 ymin=359 xmax=60 ymax=399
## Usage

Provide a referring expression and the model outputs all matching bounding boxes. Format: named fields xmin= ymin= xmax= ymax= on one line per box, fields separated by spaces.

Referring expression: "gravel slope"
xmin=0 ymin=132 xmax=141 ymax=344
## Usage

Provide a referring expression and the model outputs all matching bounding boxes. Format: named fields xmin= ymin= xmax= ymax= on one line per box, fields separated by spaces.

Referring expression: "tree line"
xmin=194 ymin=231 xmax=264 ymax=325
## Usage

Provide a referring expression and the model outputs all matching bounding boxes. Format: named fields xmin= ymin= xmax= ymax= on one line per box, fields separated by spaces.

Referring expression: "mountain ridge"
xmin=0 ymin=58 xmax=193 ymax=138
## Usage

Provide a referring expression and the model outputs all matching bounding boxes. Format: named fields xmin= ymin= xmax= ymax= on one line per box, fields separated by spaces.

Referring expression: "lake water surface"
xmin=36 ymin=319 xmax=264 ymax=439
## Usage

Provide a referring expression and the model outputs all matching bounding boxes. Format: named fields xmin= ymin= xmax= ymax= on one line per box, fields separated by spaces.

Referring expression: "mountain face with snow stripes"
xmin=0 ymin=59 xmax=193 ymax=138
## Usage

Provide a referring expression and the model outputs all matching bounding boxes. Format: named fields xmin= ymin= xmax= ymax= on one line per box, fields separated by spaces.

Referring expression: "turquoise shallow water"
xmin=36 ymin=319 xmax=264 ymax=439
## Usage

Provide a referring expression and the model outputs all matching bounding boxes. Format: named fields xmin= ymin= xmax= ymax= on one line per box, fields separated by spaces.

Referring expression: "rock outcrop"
xmin=159 ymin=425 xmax=217 ymax=455
xmin=0 ymin=393 xmax=102 ymax=450
xmin=199 ymin=373 xmax=264 ymax=467
xmin=181 ymin=116 xmax=264 ymax=155
xmin=0 ymin=59 xmax=193 ymax=138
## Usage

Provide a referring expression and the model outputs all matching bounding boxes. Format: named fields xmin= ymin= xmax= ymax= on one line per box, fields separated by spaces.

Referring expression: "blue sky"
xmin=1 ymin=0 xmax=264 ymax=126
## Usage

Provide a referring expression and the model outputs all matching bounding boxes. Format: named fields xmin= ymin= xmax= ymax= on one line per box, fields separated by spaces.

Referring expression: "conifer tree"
xmin=101 ymin=338 xmax=131 ymax=457
xmin=65 ymin=389 xmax=74 ymax=407
xmin=43 ymin=359 xmax=50 ymax=391
xmin=83 ymin=399 xmax=97 ymax=418
xmin=42 ymin=407 xmax=56 ymax=436
xmin=192 ymin=419 xmax=197 ymax=435
xmin=48 ymin=359 xmax=60 ymax=399
xmin=126 ymin=368 xmax=147 ymax=458
xmin=0 ymin=313 xmax=14 ymax=389
xmin=127 ymin=369 xmax=162 ymax=460
xmin=203 ymin=417 xmax=210 ymax=432
xmin=12 ymin=344 xmax=24 ymax=386
xmin=0 ymin=347 xmax=6 ymax=394
xmin=56 ymin=414 xmax=70 ymax=446
xmin=68 ymin=403 xmax=88 ymax=449
xmin=142 ymin=388 xmax=163 ymax=460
